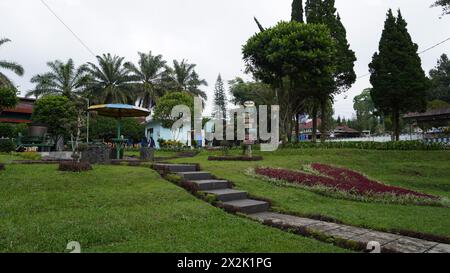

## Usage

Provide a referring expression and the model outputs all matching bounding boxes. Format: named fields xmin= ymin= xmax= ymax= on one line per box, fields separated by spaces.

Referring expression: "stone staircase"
xmin=154 ymin=163 xmax=270 ymax=214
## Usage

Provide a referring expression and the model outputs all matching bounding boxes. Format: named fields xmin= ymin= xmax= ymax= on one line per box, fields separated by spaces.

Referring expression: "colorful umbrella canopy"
xmin=88 ymin=104 xmax=150 ymax=118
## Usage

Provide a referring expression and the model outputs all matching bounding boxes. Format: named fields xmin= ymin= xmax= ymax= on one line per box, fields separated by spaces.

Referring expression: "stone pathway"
xmin=248 ymin=212 xmax=450 ymax=253
xmin=154 ymin=163 xmax=450 ymax=253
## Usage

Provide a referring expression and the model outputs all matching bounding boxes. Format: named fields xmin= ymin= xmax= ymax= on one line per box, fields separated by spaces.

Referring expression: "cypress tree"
xmin=369 ymin=10 xmax=429 ymax=141
xmin=291 ymin=0 xmax=304 ymax=23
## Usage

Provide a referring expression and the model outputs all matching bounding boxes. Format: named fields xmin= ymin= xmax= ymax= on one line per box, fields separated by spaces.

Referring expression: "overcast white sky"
xmin=1 ymin=0 xmax=449 ymax=118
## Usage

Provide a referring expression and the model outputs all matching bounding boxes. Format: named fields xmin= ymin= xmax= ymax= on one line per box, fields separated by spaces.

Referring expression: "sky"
xmin=1 ymin=0 xmax=449 ymax=119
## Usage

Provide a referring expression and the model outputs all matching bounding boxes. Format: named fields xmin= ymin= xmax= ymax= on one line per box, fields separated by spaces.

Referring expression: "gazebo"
xmin=88 ymin=104 xmax=150 ymax=159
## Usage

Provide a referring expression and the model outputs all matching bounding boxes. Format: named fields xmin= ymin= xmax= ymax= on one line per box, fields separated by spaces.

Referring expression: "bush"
xmin=157 ymin=139 xmax=185 ymax=150
xmin=58 ymin=161 xmax=93 ymax=172
xmin=0 ymin=139 xmax=15 ymax=153
xmin=282 ymin=140 xmax=449 ymax=151
xmin=0 ymin=123 xmax=14 ymax=138
xmin=0 ymin=163 xmax=5 ymax=171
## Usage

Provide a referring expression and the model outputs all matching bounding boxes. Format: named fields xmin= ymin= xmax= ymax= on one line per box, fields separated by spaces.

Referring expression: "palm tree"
xmin=166 ymin=59 xmax=208 ymax=100
xmin=84 ymin=53 xmax=136 ymax=104
xmin=27 ymin=59 xmax=88 ymax=99
xmin=124 ymin=51 xmax=168 ymax=109
xmin=0 ymin=38 xmax=24 ymax=88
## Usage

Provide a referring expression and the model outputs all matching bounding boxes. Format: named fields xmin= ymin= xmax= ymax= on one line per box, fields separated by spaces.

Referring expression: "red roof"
xmin=2 ymin=98 xmax=35 ymax=114
xmin=299 ymin=119 xmax=322 ymax=130
xmin=0 ymin=118 xmax=32 ymax=123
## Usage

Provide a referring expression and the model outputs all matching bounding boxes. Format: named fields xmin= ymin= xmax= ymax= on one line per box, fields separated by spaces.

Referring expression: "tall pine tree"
xmin=304 ymin=0 xmax=356 ymax=142
xmin=291 ymin=0 xmax=304 ymax=23
xmin=213 ymin=74 xmax=227 ymax=120
xmin=369 ymin=10 xmax=429 ymax=141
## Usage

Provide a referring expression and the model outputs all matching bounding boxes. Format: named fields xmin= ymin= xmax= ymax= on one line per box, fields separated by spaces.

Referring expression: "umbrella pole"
xmin=116 ymin=118 xmax=122 ymax=160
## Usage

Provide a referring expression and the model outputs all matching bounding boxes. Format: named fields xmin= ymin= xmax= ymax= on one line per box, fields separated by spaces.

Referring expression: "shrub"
xmin=0 ymin=139 xmax=15 ymax=153
xmin=58 ymin=161 xmax=92 ymax=172
xmin=11 ymin=152 xmax=41 ymax=161
xmin=0 ymin=123 xmax=14 ymax=138
xmin=0 ymin=163 xmax=5 ymax=171
xmin=157 ymin=139 xmax=185 ymax=150
xmin=282 ymin=140 xmax=448 ymax=151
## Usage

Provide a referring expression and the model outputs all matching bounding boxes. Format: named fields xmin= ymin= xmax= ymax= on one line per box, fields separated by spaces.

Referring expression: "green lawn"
xmin=171 ymin=148 xmax=450 ymax=237
xmin=0 ymin=164 xmax=346 ymax=253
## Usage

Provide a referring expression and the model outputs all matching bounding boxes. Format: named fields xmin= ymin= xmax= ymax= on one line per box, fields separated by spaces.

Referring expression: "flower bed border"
xmin=247 ymin=166 xmax=446 ymax=207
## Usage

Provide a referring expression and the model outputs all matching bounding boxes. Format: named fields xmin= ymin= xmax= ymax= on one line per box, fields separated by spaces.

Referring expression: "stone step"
xmin=177 ymin=171 xmax=213 ymax=181
xmin=222 ymin=199 xmax=270 ymax=214
xmin=154 ymin=163 xmax=197 ymax=172
xmin=190 ymin=180 xmax=230 ymax=191
xmin=202 ymin=189 xmax=248 ymax=202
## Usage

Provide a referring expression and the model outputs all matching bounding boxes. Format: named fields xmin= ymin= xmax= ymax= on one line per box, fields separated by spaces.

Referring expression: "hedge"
xmin=281 ymin=140 xmax=449 ymax=151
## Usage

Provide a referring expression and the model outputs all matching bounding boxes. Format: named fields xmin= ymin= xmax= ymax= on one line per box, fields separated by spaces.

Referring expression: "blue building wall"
xmin=145 ymin=120 xmax=192 ymax=149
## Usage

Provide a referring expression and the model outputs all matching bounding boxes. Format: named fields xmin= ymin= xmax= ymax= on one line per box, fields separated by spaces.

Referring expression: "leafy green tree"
xmin=124 ymin=51 xmax=168 ymax=109
xmin=165 ymin=60 xmax=208 ymax=100
xmin=291 ymin=0 xmax=304 ymax=22
xmin=433 ymin=0 xmax=450 ymax=15
xmin=369 ymin=10 xmax=430 ymax=141
xmin=243 ymin=21 xmax=336 ymax=142
xmin=0 ymin=38 xmax=24 ymax=88
xmin=428 ymin=99 xmax=450 ymax=110
xmin=305 ymin=0 xmax=356 ymax=141
xmin=228 ymin=77 xmax=275 ymax=106
xmin=212 ymin=74 xmax=227 ymax=118
xmin=32 ymin=95 xmax=77 ymax=149
xmin=84 ymin=53 xmax=136 ymax=104
xmin=428 ymin=54 xmax=450 ymax=104
xmin=27 ymin=59 xmax=88 ymax=99
xmin=353 ymin=88 xmax=379 ymax=132
xmin=153 ymin=92 xmax=194 ymax=129
xmin=0 ymin=86 xmax=18 ymax=113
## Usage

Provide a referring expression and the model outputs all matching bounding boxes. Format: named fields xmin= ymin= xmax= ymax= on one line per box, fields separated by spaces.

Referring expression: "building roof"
xmin=403 ymin=108 xmax=450 ymax=122
xmin=2 ymin=97 xmax=35 ymax=114
xmin=334 ymin=125 xmax=360 ymax=134
xmin=299 ymin=119 xmax=322 ymax=130
xmin=0 ymin=97 xmax=35 ymax=123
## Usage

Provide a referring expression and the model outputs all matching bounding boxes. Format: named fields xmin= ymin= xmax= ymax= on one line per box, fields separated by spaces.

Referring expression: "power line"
xmin=356 ymin=36 xmax=450 ymax=80
xmin=40 ymin=0 xmax=96 ymax=58
xmin=418 ymin=37 xmax=450 ymax=54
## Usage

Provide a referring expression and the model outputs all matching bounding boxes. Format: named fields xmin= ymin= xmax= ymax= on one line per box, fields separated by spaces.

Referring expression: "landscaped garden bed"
xmin=252 ymin=163 xmax=443 ymax=206
xmin=208 ymin=156 xmax=263 ymax=161
xmin=58 ymin=161 xmax=93 ymax=172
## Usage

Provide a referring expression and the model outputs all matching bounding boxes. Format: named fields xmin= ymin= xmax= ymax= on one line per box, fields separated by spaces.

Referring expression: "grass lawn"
xmin=0 ymin=154 xmax=23 ymax=164
xmin=170 ymin=148 xmax=450 ymax=237
xmin=0 ymin=164 xmax=347 ymax=253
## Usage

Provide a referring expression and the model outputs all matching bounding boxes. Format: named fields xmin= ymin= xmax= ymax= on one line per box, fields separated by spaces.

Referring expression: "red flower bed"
xmin=255 ymin=164 xmax=436 ymax=199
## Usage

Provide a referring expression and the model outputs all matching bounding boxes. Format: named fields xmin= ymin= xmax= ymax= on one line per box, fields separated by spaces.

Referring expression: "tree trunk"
xmin=393 ymin=110 xmax=400 ymax=141
xmin=295 ymin=113 xmax=300 ymax=143
xmin=311 ymin=104 xmax=318 ymax=143
xmin=320 ymin=97 xmax=327 ymax=143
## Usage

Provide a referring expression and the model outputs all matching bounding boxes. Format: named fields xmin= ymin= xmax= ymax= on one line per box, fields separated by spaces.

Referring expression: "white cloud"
xmin=1 ymin=0 xmax=449 ymax=117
